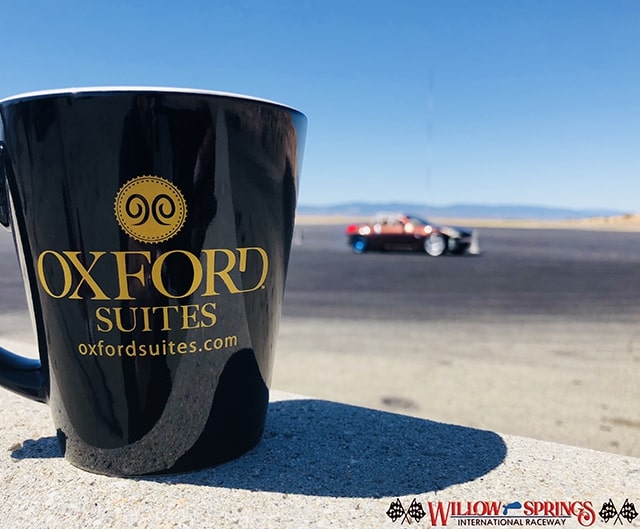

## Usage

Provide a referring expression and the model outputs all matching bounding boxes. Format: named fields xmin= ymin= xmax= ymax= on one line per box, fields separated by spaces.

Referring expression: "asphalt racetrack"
xmin=1 ymin=224 xmax=639 ymax=456
xmin=284 ymin=225 xmax=640 ymax=324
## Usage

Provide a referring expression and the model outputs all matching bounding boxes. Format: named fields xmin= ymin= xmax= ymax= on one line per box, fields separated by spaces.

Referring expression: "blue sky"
xmin=2 ymin=1 xmax=639 ymax=212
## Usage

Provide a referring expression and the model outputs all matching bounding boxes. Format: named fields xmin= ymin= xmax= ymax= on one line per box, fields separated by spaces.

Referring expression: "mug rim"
xmin=0 ymin=86 xmax=305 ymax=116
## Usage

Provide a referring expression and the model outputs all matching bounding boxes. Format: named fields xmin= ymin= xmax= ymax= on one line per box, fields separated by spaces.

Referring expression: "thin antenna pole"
xmin=425 ymin=71 xmax=435 ymax=206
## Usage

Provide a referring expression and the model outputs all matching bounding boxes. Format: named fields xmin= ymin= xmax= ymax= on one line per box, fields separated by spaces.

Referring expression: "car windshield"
xmin=405 ymin=215 xmax=429 ymax=226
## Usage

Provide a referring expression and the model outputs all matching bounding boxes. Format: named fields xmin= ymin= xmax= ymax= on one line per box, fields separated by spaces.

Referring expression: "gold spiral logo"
xmin=115 ymin=175 xmax=187 ymax=243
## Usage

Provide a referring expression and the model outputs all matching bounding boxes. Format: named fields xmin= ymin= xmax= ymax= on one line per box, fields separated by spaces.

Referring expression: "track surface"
xmin=284 ymin=225 xmax=640 ymax=323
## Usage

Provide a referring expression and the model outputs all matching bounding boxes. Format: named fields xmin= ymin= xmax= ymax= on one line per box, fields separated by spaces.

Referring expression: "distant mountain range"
xmin=297 ymin=202 xmax=627 ymax=220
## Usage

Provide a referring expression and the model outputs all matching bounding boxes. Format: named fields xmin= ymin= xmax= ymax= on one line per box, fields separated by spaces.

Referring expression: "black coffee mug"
xmin=0 ymin=87 xmax=306 ymax=475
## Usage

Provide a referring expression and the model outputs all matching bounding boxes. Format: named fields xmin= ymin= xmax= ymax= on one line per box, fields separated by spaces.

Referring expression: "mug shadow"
xmin=13 ymin=399 xmax=507 ymax=498
xmin=12 ymin=437 xmax=61 ymax=459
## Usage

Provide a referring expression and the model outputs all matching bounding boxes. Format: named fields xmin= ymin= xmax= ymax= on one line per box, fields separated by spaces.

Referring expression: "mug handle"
xmin=0 ymin=346 xmax=47 ymax=402
xmin=0 ymin=142 xmax=48 ymax=402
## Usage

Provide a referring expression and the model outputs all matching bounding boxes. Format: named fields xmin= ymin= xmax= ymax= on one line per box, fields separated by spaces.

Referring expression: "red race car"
xmin=345 ymin=212 xmax=477 ymax=256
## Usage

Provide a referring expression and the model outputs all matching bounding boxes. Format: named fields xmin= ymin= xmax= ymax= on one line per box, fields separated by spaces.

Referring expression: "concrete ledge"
xmin=0 ymin=386 xmax=639 ymax=528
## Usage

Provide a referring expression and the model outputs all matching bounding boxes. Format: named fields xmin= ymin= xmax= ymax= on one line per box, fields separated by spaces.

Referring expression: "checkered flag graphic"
xmin=600 ymin=499 xmax=618 ymax=523
xmin=600 ymin=499 xmax=639 ymax=525
xmin=386 ymin=499 xmax=405 ymax=523
xmin=405 ymin=498 xmax=426 ymax=523
xmin=619 ymin=500 xmax=638 ymax=524
xmin=386 ymin=498 xmax=426 ymax=524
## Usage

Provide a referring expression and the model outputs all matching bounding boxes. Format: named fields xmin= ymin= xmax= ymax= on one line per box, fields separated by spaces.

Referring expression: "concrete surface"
xmin=0 ymin=381 xmax=639 ymax=529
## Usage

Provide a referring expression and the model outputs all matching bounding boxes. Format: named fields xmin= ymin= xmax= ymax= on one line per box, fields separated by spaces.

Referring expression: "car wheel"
xmin=424 ymin=234 xmax=446 ymax=257
xmin=352 ymin=237 xmax=368 ymax=254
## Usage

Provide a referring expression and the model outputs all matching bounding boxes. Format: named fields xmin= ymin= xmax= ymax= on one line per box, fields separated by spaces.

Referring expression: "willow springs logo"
xmin=386 ymin=499 xmax=600 ymax=527
xmin=35 ymin=175 xmax=269 ymax=352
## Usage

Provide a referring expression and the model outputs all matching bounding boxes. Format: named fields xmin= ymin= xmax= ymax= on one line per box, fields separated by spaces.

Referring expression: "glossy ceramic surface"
xmin=0 ymin=89 xmax=306 ymax=475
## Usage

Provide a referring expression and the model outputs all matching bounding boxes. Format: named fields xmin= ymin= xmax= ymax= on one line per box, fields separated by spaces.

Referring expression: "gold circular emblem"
xmin=114 ymin=175 xmax=187 ymax=243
